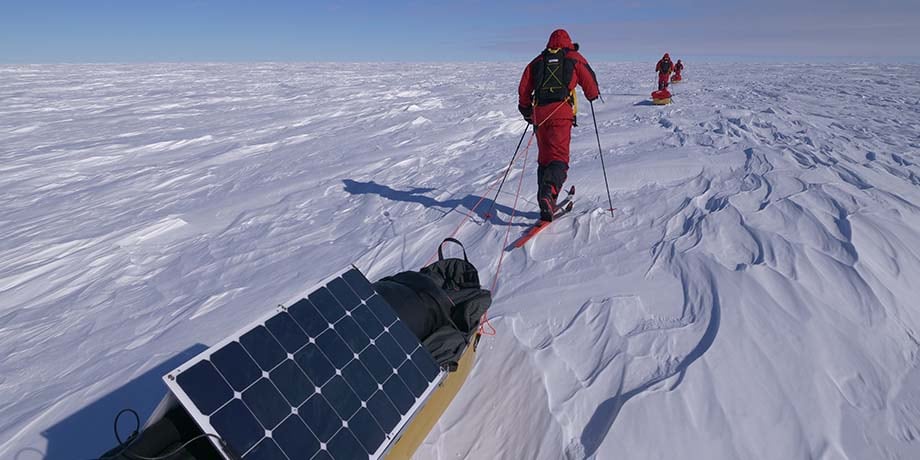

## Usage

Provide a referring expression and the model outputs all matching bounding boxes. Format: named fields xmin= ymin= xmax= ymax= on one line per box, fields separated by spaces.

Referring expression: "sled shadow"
xmin=26 ymin=344 xmax=208 ymax=460
xmin=342 ymin=179 xmax=539 ymax=225
xmin=633 ymin=100 xmax=656 ymax=106
xmin=578 ymin=286 xmax=722 ymax=457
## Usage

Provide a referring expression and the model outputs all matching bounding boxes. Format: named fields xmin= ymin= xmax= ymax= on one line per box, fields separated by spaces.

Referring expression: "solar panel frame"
xmin=163 ymin=266 xmax=445 ymax=460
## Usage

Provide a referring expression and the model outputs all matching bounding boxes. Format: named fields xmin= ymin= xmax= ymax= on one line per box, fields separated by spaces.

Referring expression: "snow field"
xmin=1 ymin=62 xmax=919 ymax=459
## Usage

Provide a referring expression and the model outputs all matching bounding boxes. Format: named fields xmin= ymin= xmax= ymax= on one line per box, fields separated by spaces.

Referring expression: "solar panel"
xmin=164 ymin=267 xmax=444 ymax=460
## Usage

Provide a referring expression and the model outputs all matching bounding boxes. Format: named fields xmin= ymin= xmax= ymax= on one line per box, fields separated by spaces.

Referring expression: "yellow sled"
xmin=385 ymin=334 xmax=481 ymax=459
xmin=652 ymin=97 xmax=671 ymax=105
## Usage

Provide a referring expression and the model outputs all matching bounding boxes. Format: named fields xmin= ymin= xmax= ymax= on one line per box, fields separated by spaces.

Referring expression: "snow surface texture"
xmin=1 ymin=63 xmax=919 ymax=460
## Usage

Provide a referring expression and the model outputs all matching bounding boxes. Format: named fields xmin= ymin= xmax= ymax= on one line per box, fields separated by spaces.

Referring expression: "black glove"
xmin=518 ymin=105 xmax=533 ymax=124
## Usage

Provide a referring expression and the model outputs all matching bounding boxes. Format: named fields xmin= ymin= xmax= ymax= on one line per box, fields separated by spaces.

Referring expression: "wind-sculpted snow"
xmin=1 ymin=63 xmax=919 ymax=459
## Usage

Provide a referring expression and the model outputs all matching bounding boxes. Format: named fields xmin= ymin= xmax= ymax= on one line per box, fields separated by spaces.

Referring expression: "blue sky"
xmin=2 ymin=0 xmax=917 ymax=62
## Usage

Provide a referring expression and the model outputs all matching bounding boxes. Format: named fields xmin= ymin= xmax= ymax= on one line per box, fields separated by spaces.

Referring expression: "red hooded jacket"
xmin=519 ymin=29 xmax=600 ymax=125
xmin=656 ymin=54 xmax=672 ymax=75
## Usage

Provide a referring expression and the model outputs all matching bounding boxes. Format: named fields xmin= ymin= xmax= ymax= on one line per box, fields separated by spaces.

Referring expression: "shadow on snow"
xmin=342 ymin=179 xmax=539 ymax=226
xmin=26 ymin=344 xmax=208 ymax=460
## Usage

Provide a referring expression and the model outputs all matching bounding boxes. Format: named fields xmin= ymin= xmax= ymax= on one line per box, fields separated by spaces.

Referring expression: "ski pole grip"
xmin=438 ymin=238 xmax=468 ymax=262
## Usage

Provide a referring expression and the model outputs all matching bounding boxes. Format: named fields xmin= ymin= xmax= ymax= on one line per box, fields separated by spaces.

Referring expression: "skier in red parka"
xmin=518 ymin=29 xmax=600 ymax=222
xmin=656 ymin=53 xmax=673 ymax=90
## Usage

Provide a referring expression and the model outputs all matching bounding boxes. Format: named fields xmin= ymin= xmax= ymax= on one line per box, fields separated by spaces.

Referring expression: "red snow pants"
xmin=535 ymin=118 xmax=573 ymax=166
xmin=658 ymin=72 xmax=670 ymax=90
xmin=535 ymin=118 xmax=573 ymax=219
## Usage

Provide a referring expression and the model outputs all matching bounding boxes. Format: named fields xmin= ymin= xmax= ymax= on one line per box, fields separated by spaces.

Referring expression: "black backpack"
xmin=660 ymin=60 xmax=672 ymax=73
xmin=421 ymin=238 xmax=491 ymax=331
xmin=373 ymin=238 xmax=491 ymax=371
xmin=532 ymin=48 xmax=575 ymax=105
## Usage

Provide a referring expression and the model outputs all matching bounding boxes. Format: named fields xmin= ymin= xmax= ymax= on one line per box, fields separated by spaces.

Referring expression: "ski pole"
xmin=590 ymin=100 xmax=615 ymax=217
xmin=484 ymin=123 xmax=531 ymax=219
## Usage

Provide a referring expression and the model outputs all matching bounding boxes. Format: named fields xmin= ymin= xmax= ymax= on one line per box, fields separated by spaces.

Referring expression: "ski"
xmin=511 ymin=186 xmax=575 ymax=249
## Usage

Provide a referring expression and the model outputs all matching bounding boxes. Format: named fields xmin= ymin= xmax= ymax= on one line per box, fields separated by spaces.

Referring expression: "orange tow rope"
xmin=421 ymin=137 xmax=532 ymax=268
xmin=480 ymin=132 xmax=536 ymax=336
xmin=434 ymin=98 xmax=573 ymax=337
xmin=477 ymin=99 xmax=573 ymax=335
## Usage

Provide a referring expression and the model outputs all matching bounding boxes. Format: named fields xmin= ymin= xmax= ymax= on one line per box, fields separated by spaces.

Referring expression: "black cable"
xmin=98 ymin=408 xmax=237 ymax=460
xmin=100 ymin=433 xmax=232 ymax=460
xmin=113 ymin=409 xmax=140 ymax=446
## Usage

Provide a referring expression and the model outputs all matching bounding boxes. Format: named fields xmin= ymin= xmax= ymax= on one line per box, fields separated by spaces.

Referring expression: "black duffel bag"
xmin=373 ymin=238 xmax=491 ymax=371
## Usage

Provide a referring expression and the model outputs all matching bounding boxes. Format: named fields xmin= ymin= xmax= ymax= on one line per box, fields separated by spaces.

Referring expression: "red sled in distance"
xmin=651 ymin=89 xmax=672 ymax=105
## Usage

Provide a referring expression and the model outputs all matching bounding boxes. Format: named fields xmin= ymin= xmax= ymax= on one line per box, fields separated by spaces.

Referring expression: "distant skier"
xmin=518 ymin=29 xmax=600 ymax=222
xmin=656 ymin=53 xmax=673 ymax=90
xmin=670 ymin=59 xmax=684 ymax=83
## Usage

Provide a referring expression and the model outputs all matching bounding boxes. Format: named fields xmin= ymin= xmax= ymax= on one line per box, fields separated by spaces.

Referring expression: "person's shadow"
xmin=342 ymin=179 xmax=539 ymax=226
xmin=19 ymin=344 xmax=208 ymax=460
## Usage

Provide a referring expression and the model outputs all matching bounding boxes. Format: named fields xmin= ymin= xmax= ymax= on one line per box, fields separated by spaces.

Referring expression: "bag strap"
xmin=438 ymin=238 xmax=468 ymax=262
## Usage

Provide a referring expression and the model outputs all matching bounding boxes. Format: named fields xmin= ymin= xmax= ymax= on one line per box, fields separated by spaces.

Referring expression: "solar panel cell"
xmin=397 ymin=361 xmax=428 ymax=398
xmin=358 ymin=346 xmax=392 ymax=384
xmin=323 ymin=375 xmax=361 ymax=419
xmin=287 ymin=298 xmax=328 ymax=338
xmin=348 ymin=408 xmax=386 ymax=454
xmin=309 ymin=287 xmax=346 ymax=323
xmin=210 ymin=399 xmax=264 ymax=455
xmin=273 ymin=414 xmax=320 ymax=460
xmin=411 ymin=347 xmax=440 ymax=382
xmin=294 ymin=343 xmax=335 ymax=386
xmin=327 ymin=428 xmax=364 ymax=460
xmin=312 ymin=451 xmax=334 ymax=460
xmin=335 ymin=315 xmax=370 ymax=353
xmin=242 ymin=378 xmax=291 ymax=430
xmin=366 ymin=295 xmax=397 ymax=327
xmin=242 ymin=439 xmax=286 ymax=460
xmin=350 ymin=304 xmax=384 ymax=339
xmin=176 ymin=361 xmax=233 ymax=416
xmin=366 ymin=390 xmax=400 ymax=433
xmin=270 ymin=359 xmax=314 ymax=407
xmin=327 ymin=277 xmax=361 ymax=311
xmin=265 ymin=312 xmax=308 ymax=353
xmin=382 ymin=374 xmax=415 ymax=413
xmin=342 ymin=269 xmax=375 ymax=300
xmin=240 ymin=326 xmax=287 ymax=371
xmin=315 ymin=329 xmax=352 ymax=369
xmin=299 ymin=394 xmax=339 ymax=443
xmin=342 ymin=360 xmax=376 ymax=401
xmin=374 ymin=333 xmax=407 ymax=369
xmin=389 ymin=321 xmax=422 ymax=355
xmin=211 ymin=341 xmax=262 ymax=392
